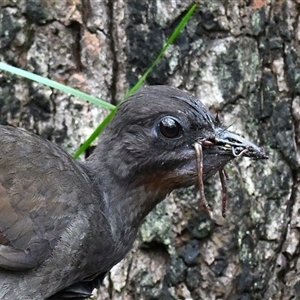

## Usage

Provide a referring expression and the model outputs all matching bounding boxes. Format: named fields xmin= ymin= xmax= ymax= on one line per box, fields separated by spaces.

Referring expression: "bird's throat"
xmin=82 ymin=158 xmax=168 ymax=248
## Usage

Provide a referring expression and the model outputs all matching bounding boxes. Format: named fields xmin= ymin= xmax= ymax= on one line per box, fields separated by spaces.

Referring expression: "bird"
xmin=0 ymin=85 xmax=268 ymax=299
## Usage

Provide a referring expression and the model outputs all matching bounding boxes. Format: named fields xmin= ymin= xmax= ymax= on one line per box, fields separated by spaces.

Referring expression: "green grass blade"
xmin=0 ymin=62 xmax=115 ymax=110
xmin=73 ymin=108 xmax=117 ymax=158
xmin=76 ymin=3 xmax=197 ymax=156
xmin=125 ymin=3 xmax=197 ymax=98
xmin=0 ymin=3 xmax=197 ymax=158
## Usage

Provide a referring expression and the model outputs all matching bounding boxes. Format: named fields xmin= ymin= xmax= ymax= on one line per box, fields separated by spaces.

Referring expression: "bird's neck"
xmin=82 ymin=152 xmax=168 ymax=247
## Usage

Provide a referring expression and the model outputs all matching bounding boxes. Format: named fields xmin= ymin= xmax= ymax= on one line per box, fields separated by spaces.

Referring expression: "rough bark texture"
xmin=0 ymin=0 xmax=299 ymax=299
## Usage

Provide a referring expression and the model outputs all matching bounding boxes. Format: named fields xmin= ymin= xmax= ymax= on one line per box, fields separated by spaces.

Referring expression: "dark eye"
xmin=158 ymin=117 xmax=182 ymax=139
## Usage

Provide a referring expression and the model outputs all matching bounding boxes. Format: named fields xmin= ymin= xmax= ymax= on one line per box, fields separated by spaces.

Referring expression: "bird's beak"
xmin=194 ymin=127 xmax=268 ymax=218
xmin=214 ymin=127 xmax=269 ymax=160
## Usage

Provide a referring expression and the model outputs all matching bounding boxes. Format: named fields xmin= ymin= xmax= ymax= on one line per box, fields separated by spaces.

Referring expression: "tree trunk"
xmin=0 ymin=0 xmax=299 ymax=299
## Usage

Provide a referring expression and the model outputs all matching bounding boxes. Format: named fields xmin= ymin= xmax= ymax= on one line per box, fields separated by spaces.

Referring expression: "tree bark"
xmin=0 ymin=0 xmax=299 ymax=299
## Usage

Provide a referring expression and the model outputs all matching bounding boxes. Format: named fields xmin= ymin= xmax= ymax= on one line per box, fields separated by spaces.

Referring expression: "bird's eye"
xmin=158 ymin=117 xmax=182 ymax=139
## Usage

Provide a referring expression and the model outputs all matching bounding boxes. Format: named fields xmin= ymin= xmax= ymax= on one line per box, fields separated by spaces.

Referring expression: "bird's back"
xmin=0 ymin=126 xmax=114 ymax=299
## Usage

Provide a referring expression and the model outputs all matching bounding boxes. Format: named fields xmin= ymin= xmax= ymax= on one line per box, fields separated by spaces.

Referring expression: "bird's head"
xmin=92 ymin=86 xmax=267 ymax=200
